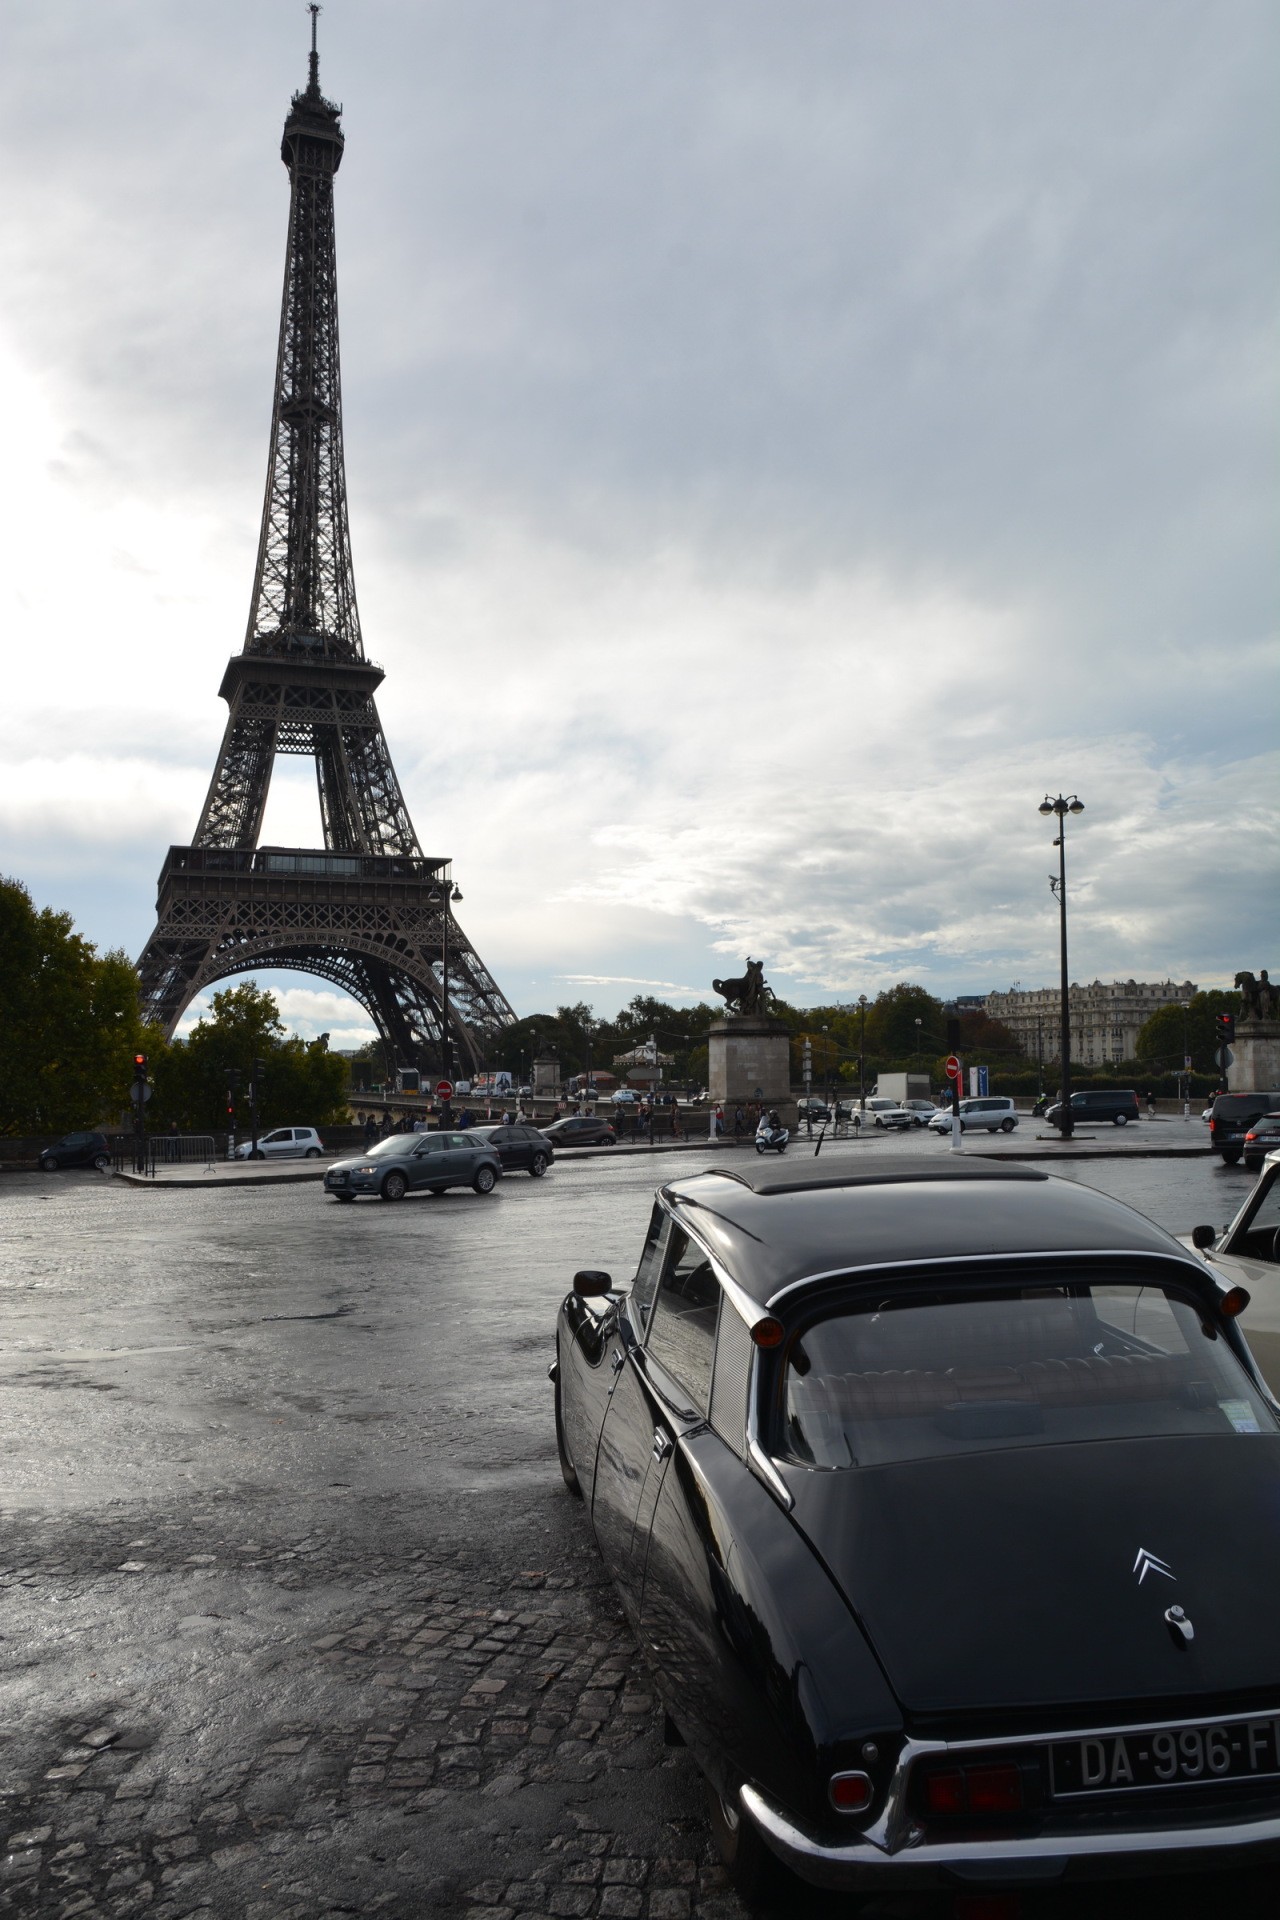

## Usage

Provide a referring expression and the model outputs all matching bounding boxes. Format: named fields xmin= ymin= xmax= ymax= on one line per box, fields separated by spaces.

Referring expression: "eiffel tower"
xmin=136 ymin=12 xmax=514 ymax=1076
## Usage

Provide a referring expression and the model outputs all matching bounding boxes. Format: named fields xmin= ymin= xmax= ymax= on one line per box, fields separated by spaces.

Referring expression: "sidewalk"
xmin=113 ymin=1122 xmax=1215 ymax=1188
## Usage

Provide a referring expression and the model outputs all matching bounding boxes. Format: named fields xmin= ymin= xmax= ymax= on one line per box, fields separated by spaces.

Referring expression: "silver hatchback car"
xmin=929 ymin=1097 xmax=1019 ymax=1134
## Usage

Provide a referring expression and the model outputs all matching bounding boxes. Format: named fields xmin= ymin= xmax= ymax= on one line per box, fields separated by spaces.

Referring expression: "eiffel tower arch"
xmin=136 ymin=15 xmax=514 ymax=1076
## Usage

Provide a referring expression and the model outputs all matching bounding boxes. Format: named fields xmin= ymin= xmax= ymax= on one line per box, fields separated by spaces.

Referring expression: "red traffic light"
xmin=133 ymin=1053 xmax=147 ymax=1067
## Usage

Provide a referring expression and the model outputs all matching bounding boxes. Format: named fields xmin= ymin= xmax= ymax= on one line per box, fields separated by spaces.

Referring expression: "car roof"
xmin=659 ymin=1160 xmax=1200 ymax=1306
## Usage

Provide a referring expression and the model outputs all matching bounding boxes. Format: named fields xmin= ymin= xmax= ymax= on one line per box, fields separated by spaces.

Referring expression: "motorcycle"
xmin=755 ymin=1120 xmax=789 ymax=1155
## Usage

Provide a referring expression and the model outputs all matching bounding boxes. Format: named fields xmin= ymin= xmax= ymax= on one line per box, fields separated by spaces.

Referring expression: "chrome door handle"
xmin=611 ymin=1348 xmax=626 ymax=1374
xmin=652 ymin=1429 xmax=673 ymax=1462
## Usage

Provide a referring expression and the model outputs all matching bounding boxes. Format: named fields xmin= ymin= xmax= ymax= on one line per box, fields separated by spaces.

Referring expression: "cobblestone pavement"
xmin=0 ymin=1156 xmax=1270 ymax=1919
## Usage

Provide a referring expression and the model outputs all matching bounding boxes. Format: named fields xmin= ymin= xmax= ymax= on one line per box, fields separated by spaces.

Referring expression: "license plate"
xmin=1050 ymin=1716 xmax=1280 ymax=1797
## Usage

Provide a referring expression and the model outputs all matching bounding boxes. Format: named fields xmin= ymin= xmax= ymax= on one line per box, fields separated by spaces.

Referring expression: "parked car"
xmin=1208 ymin=1091 xmax=1280 ymax=1166
xmin=323 ymin=1131 xmax=502 ymax=1201
xmin=39 ymin=1130 xmax=111 ymax=1172
xmin=542 ymin=1115 xmax=617 ymax=1148
xmin=796 ymin=1099 xmax=830 ymax=1124
xmin=928 ymin=1096 xmax=1019 ymax=1133
xmin=610 ymin=1090 xmax=638 ymax=1107
xmin=1044 ymin=1088 xmax=1141 ymax=1128
xmin=553 ymin=1159 xmax=1280 ymax=1903
xmin=859 ymin=1098 xmax=913 ymax=1130
xmin=233 ymin=1126 xmax=325 ymax=1160
xmin=901 ymin=1099 xmax=937 ymax=1127
xmin=1244 ymin=1114 xmax=1280 ymax=1171
xmin=1185 ymin=1148 xmax=1280 ymax=1390
xmin=467 ymin=1123 xmax=555 ymax=1176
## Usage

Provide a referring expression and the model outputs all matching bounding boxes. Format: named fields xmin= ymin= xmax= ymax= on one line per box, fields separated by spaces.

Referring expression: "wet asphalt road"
xmin=0 ymin=1137 xmax=1270 ymax=1920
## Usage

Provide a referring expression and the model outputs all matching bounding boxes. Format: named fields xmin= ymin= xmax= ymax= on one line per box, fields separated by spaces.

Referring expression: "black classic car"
xmin=552 ymin=1161 xmax=1280 ymax=1902
xmin=323 ymin=1131 xmax=502 ymax=1201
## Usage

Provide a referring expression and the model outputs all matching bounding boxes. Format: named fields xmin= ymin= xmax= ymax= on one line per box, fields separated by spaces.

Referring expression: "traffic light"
xmin=946 ymin=1018 xmax=961 ymax=1051
xmin=251 ymin=1057 xmax=265 ymax=1090
xmin=1215 ymin=1013 xmax=1236 ymax=1047
xmin=226 ymin=1068 xmax=241 ymax=1091
xmin=133 ymin=1052 xmax=148 ymax=1081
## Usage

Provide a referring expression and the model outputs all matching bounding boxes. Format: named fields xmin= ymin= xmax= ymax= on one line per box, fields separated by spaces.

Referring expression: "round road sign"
xmin=944 ymin=1055 xmax=961 ymax=1079
xmin=435 ymin=1079 xmax=454 ymax=1100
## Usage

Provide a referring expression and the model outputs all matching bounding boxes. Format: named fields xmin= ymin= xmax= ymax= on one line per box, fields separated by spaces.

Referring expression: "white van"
xmin=929 ymin=1097 xmax=1018 ymax=1135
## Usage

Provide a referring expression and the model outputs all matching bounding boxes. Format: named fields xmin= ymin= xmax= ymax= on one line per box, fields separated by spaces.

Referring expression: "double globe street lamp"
xmin=1039 ymin=794 xmax=1084 ymax=1139
xmin=427 ymin=880 xmax=464 ymax=1087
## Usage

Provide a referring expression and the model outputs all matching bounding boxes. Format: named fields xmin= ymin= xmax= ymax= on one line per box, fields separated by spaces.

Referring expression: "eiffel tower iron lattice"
xmin=136 ymin=17 xmax=514 ymax=1075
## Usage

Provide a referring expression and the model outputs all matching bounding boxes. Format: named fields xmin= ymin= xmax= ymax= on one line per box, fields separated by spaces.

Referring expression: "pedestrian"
xmin=733 ymin=1104 xmax=745 ymax=1140
xmin=363 ymin=1114 xmax=378 ymax=1148
xmin=1145 ymin=1090 xmax=1156 ymax=1118
xmin=412 ymin=1114 xmax=427 ymax=1132
xmin=714 ymin=1103 xmax=725 ymax=1138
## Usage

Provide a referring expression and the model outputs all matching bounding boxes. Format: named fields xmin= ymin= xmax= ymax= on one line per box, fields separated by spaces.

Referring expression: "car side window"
xmin=415 ymin=1136 xmax=445 ymax=1155
xmin=489 ymin=1128 xmax=511 ymax=1143
xmin=644 ymin=1228 xmax=719 ymax=1413
xmin=630 ymin=1205 xmax=670 ymax=1332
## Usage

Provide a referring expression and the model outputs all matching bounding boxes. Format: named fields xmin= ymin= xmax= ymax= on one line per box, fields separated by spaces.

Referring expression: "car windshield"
xmin=776 ymin=1272 xmax=1278 ymax=1470
xmin=362 ymin=1137 xmax=413 ymax=1158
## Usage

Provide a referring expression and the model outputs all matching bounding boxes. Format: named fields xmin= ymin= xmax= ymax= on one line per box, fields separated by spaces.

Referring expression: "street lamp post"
xmin=857 ymin=996 xmax=868 ymax=1119
xmin=1038 ymin=794 xmax=1085 ymax=1140
xmin=428 ymin=880 xmax=464 ymax=1113
xmin=1181 ymin=1000 xmax=1191 ymax=1122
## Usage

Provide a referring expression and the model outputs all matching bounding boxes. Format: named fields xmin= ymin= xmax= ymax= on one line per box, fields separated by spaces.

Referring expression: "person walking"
xmin=733 ymin=1104 xmax=745 ymax=1141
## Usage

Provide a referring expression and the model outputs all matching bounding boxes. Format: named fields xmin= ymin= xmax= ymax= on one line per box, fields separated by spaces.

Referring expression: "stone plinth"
xmin=532 ymin=1051 xmax=561 ymax=1095
xmin=708 ymin=1017 xmax=793 ymax=1109
xmin=1233 ymin=1023 xmax=1280 ymax=1092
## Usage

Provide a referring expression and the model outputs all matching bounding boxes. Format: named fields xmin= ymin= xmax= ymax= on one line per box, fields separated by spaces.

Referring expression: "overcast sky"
xmin=0 ymin=1 xmax=1275 ymax=1048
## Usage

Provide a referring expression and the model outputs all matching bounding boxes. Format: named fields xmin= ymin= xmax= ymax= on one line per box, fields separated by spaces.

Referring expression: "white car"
xmin=233 ymin=1126 xmax=325 ymax=1160
xmin=902 ymin=1099 xmax=939 ymax=1127
xmin=1184 ymin=1150 xmax=1280 ymax=1394
xmin=859 ymin=1098 xmax=914 ymax=1130
xmin=611 ymin=1090 xmax=638 ymax=1106
xmin=929 ymin=1096 xmax=1019 ymax=1134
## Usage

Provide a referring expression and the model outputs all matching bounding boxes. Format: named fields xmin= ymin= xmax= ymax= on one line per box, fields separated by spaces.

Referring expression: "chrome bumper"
xmin=742 ymin=1740 xmax=1280 ymax=1893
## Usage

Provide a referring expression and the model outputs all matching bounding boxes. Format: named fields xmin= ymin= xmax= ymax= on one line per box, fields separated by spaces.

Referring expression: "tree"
xmin=156 ymin=981 xmax=348 ymax=1133
xmin=1135 ymin=990 xmax=1240 ymax=1075
xmin=864 ymin=984 xmax=946 ymax=1060
xmin=0 ymin=876 xmax=149 ymax=1135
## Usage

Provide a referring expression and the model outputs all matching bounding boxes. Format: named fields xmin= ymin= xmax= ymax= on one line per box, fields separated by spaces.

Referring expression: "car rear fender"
xmin=640 ymin=1427 xmax=901 ymax=1832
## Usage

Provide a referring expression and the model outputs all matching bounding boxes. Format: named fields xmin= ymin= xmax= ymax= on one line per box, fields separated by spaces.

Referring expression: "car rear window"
xmin=776 ymin=1275 xmax=1277 ymax=1470
xmin=1217 ymin=1095 xmax=1280 ymax=1118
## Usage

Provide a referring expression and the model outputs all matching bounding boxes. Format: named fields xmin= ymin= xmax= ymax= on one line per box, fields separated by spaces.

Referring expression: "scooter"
xmin=755 ymin=1121 xmax=789 ymax=1155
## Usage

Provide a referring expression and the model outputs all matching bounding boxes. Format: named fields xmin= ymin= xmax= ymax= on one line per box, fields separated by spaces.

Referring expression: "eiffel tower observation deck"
xmin=136 ymin=12 xmax=514 ymax=1076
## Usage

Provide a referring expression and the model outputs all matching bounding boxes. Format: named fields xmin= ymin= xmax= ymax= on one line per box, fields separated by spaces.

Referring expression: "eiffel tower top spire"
xmin=244 ymin=2 xmax=356 ymax=665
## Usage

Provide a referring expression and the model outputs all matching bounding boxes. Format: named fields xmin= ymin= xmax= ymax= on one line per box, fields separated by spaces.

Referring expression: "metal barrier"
xmin=112 ymin=1135 xmax=218 ymax=1177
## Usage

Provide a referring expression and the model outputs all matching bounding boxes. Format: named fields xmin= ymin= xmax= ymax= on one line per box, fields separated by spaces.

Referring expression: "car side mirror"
xmin=1191 ymin=1224 xmax=1217 ymax=1250
xmin=573 ymin=1269 xmax=613 ymax=1298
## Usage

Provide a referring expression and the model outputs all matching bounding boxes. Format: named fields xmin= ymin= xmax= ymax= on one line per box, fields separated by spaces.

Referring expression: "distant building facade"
xmin=985 ymin=980 xmax=1198 ymax=1069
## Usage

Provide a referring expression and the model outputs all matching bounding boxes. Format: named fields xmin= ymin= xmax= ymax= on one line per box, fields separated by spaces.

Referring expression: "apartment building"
xmin=985 ymin=979 xmax=1198 ymax=1068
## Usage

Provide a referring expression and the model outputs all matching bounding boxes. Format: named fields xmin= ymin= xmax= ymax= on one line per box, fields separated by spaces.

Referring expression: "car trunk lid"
xmin=784 ymin=1435 xmax=1280 ymax=1716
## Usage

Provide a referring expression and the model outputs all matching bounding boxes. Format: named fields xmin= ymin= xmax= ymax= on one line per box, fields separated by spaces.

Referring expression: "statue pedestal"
xmin=1233 ymin=1023 xmax=1280 ymax=1092
xmin=708 ymin=1017 xmax=793 ymax=1111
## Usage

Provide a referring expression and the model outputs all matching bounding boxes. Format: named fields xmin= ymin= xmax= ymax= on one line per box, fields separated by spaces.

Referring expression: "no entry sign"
xmin=944 ymin=1055 xmax=961 ymax=1080
xmin=435 ymin=1080 xmax=454 ymax=1100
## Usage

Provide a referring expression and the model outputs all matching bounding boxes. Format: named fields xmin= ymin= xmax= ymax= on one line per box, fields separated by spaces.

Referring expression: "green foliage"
xmin=154 ymin=981 xmax=349 ymax=1133
xmin=864 ymin=983 xmax=946 ymax=1058
xmin=0 ymin=875 xmax=149 ymax=1135
xmin=1135 ymin=989 xmax=1241 ymax=1074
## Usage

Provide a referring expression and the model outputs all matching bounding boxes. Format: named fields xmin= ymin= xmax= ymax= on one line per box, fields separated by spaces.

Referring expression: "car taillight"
xmin=828 ymin=1770 xmax=873 ymax=1812
xmin=924 ymin=1769 xmax=966 ymax=1815
xmin=921 ymin=1759 xmax=1024 ymax=1818
xmin=966 ymin=1765 xmax=1023 ymax=1813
